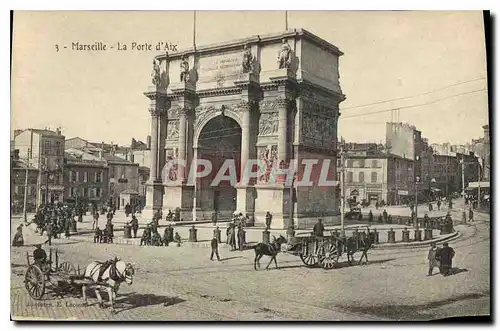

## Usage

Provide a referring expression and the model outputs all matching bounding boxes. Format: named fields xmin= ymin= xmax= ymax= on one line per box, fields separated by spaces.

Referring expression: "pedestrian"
xmin=131 ymin=216 xmax=139 ymax=238
xmin=368 ymin=210 xmax=373 ymax=223
xmin=174 ymin=232 xmax=182 ymax=247
xmin=210 ymin=235 xmax=221 ymax=261
xmin=212 ymin=211 xmax=217 ymax=226
xmin=140 ymin=224 xmax=152 ymax=246
xmin=228 ymin=225 xmax=236 ymax=250
xmin=436 ymin=243 xmax=455 ymax=276
xmin=382 ymin=209 xmax=388 ymax=222
xmin=12 ymin=226 xmax=24 ymax=247
xmin=468 ymin=208 xmax=474 ymax=222
xmin=427 ymin=243 xmax=440 ymax=276
xmin=44 ymin=222 xmax=53 ymax=246
xmin=428 ymin=202 xmax=433 ymax=212
xmin=377 ymin=215 xmax=383 ymax=223
xmin=92 ymin=211 xmax=99 ymax=230
xmin=448 ymin=199 xmax=453 ymax=210
xmin=265 ymin=211 xmax=272 ymax=230
xmin=237 ymin=226 xmax=245 ymax=251
xmin=313 ymin=219 xmax=325 ymax=237
xmin=437 ymin=200 xmax=441 ymax=211
xmin=94 ymin=227 xmax=102 ymax=243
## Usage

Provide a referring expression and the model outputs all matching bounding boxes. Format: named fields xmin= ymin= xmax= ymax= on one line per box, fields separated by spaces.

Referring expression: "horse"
xmin=342 ymin=227 xmax=373 ymax=265
xmin=252 ymin=235 xmax=287 ymax=270
xmin=81 ymin=258 xmax=135 ymax=314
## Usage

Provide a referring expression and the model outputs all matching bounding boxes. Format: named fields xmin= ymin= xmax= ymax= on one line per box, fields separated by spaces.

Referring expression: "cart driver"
xmin=33 ymin=244 xmax=50 ymax=272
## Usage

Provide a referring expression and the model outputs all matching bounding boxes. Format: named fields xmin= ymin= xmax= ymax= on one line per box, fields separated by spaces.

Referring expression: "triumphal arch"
xmin=144 ymin=29 xmax=345 ymax=229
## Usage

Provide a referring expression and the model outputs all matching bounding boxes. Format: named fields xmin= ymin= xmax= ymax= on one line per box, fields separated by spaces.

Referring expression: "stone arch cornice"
xmin=193 ymin=107 xmax=242 ymax=149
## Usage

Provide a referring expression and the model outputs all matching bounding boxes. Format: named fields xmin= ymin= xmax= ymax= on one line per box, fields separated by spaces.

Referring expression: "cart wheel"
xmin=59 ymin=262 xmax=76 ymax=275
xmin=25 ymin=265 xmax=45 ymax=300
xmin=299 ymin=253 xmax=318 ymax=267
xmin=319 ymin=241 xmax=339 ymax=270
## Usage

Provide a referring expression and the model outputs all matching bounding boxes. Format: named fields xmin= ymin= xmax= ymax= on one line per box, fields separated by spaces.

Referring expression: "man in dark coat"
xmin=436 ymin=243 xmax=455 ymax=276
xmin=313 ymin=219 xmax=325 ymax=237
xmin=140 ymin=225 xmax=152 ymax=246
xmin=44 ymin=222 xmax=53 ymax=246
xmin=437 ymin=200 xmax=441 ymax=210
xmin=368 ymin=210 xmax=373 ymax=223
xmin=12 ymin=226 xmax=24 ymax=247
xmin=382 ymin=209 xmax=388 ymax=222
xmin=468 ymin=208 xmax=474 ymax=222
xmin=210 ymin=235 xmax=221 ymax=261
xmin=130 ymin=216 xmax=139 ymax=238
xmin=33 ymin=244 xmax=47 ymax=265
xmin=265 ymin=212 xmax=272 ymax=230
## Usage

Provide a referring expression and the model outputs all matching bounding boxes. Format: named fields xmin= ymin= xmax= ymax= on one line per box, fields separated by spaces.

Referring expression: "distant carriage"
xmin=286 ymin=227 xmax=373 ymax=269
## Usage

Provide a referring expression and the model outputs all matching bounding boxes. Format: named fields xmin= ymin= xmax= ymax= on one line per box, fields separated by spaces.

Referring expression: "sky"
xmin=11 ymin=11 xmax=489 ymax=146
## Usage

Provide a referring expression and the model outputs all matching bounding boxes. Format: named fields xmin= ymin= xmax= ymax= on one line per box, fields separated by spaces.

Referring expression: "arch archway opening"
xmin=197 ymin=115 xmax=242 ymax=218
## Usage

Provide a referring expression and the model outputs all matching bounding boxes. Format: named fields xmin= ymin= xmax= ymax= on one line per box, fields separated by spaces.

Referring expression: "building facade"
xmin=14 ymin=128 xmax=66 ymax=205
xmin=11 ymin=150 xmax=38 ymax=213
xmin=105 ymin=154 xmax=140 ymax=210
xmin=431 ymin=152 xmax=460 ymax=197
xmin=63 ymin=149 xmax=109 ymax=207
xmin=144 ymin=29 xmax=344 ymax=229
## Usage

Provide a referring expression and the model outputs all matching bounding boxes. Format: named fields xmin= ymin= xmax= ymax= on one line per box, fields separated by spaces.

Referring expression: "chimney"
xmin=131 ymin=138 xmax=136 ymax=149
xmin=147 ymin=135 xmax=151 ymax=149
xmin=129 ymin=149 xmax=134 ymax=163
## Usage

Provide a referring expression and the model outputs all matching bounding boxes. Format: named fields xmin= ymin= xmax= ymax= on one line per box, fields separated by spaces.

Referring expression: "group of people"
xmin=139 ymin=222 xmax=182 ymax=247
xmin=26 ymin=203 xmax=83 ymax=245
xmin=427 ymin=242 xmax=456 ymax=277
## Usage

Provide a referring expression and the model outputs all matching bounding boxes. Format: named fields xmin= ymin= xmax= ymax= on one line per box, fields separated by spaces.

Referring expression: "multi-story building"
xmin=13 ymin=128 xmax=66 ymax=205
xmin=65 ymin=137 xmax=141 ymax=209
xmin=431 ymin=152 xmax=460 ymax=197
xmin=456 ymin=152 xmax=480 ymax=191
xmin=11 ymin=149 xmax=38 ymax=213
xmin=63 ymin=148 xmax=109 ymax=207
xmin=103 ymin=153 xmax=140 ymax=210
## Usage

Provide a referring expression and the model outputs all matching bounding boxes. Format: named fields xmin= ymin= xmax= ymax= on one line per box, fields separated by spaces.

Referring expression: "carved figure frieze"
xmin=259 ymin=112 xmax=279 ymax=136
xmin=149 ymin=107 xmax=166 ymax=117
xmin=241 ymin=43 xmax=255 ymax=74
xmin=277 ymin=38 xmax=292 ymax=69
xmin=302 ymin=99 xmax=332 ymax=114
xmin=302 ymin=113 xmax=337 ymax=146
xmin=180 ymin=56 xmax=190 ymax=83
xmin=165 ymin=148 xmax=179 ymax=181
xmin=151 ymin=59 xmax=161 ymax=88
xmin=257 ymin=145 xmax=278 ymax=184
xmin=166 ymin=120 xmax=180 ymax=140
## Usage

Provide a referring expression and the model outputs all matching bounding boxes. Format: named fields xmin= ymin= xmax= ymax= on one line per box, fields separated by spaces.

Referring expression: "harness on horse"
xmin=94 ymin=259 xmax=121 ymax=282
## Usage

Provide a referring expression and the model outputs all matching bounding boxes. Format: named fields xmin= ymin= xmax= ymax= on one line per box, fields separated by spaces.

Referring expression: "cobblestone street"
xmin=11 ymin=213 xmax=490 ymax=321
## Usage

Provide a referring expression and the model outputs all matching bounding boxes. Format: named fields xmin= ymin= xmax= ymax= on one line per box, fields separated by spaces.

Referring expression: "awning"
xmin=467 ymin=182 xmax=490 ymax=189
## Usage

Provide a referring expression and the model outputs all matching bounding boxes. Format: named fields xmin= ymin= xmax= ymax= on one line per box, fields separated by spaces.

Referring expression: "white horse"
xmin=81 ymin=258 xmax=135 ymax=313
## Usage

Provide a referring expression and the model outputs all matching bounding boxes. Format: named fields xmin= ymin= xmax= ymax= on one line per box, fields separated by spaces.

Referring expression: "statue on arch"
xmin=277 ymin=38 xmax=292 ymax=69
xmin=180 ymin=55 xmax=190 ymax=83
xmin=242 ymin=43 xmax=254 ymax=74
xmin=151 ymin=59 xmax=161 ymax=88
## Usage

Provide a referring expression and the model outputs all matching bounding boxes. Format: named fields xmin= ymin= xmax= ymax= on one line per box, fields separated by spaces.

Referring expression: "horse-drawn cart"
xmin=287 ymin=228 xmax=372 ymax=270
xmin=24 ymin=249 xmax=90 ymax=300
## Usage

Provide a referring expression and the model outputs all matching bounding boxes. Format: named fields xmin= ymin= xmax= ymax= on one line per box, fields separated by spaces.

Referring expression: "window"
xmin=96 ymin=188 xmax=101 ymax=197
xmin=347 ymin=172 xmax=353 ymax=183
xmin=109 ymin=167 xmax=115 ymax=178
xmin=75 ymin=172 xmax=80 ymax=182
xmin=396 ymin=172 xmax=400 ymax=182
xmin=83 ymin=172 xmax=88 ymax=182
xmin=359 ymin=159 xmax=365 ymax=168
xmin=84 ymin=187 xmax=89 ymax=197
xmin=371 ymin=172 xmax=378 ymax=183
xmin=347 ymin=160 xmax=354 ymax=168
xmin=372 ymin=160 xmax=378 ymax=168
xmin=44 ymin=141 xmax=50 ymax=155
xmin=55 ymin=141 xmax=61 ymax=155
xmin=71 ymin=171 xmax=77 ymax=182
xmin=358 ymin=172 xmax=365 ymax=183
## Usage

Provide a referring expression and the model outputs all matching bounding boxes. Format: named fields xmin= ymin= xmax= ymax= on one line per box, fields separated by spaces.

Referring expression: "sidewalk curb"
xmin=372 ymin=231 xmax=461 ymax=250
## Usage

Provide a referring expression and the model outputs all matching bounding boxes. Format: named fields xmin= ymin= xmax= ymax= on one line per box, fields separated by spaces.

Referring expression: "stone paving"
xmin=10 ymin=216 xmax=490 ymax=321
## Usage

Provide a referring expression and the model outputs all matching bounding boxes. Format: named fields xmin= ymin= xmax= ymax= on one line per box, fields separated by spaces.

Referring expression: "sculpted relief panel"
xmin=258 ymin=112 xmax=279 ymax=136
xmin=166 ymin=120 xmax=180 ymax=140
xmin=257 ymin=145 xmax=278 ymax=184
xmin=302 ymin=113 xmax=337 ymax=147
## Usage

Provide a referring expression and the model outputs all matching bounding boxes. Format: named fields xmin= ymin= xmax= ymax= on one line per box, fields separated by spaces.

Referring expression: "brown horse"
xmin=343 ymin=227 xmax=373 ymax=265
xmin=252 ymin=235 xmax=287 ymax=270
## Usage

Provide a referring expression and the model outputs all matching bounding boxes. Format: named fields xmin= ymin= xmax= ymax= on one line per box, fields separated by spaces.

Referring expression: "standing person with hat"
xmin=436 ymin=243 xmax=455 ymax=276
xmin=313 ymin=219 xmax=325 ymax=237
xmin=210 ymin=234 xmax=221 ymax=261
xmin=427 ymin=243 xmax=440 ymax=276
